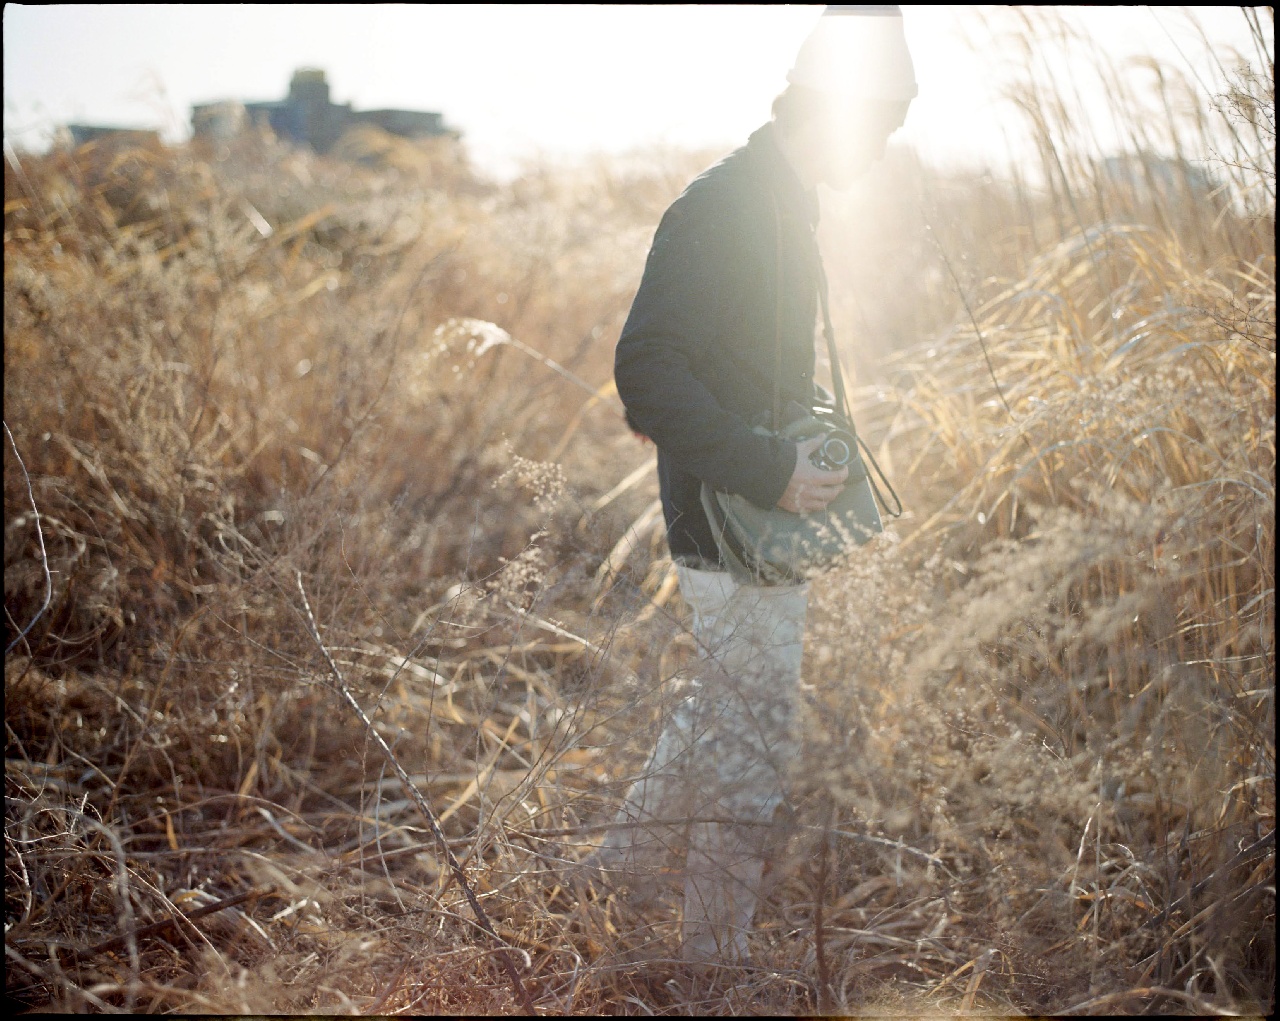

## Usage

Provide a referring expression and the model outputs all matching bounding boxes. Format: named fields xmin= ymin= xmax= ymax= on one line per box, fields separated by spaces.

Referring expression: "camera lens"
xmin=809 ymin=428 xmax=855 ymax=471
xmin=820 ymin=435 xmax=852 ymax=467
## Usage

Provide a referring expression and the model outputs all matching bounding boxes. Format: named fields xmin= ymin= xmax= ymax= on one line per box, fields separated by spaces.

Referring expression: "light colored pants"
xmin=598 ymin=564 xmax=808 ymax=962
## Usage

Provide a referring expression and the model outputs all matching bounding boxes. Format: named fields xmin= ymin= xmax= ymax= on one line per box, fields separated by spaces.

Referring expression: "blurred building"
xmin=189 ymin=101 xmax=246 ymax=142
xmin=191 ymin=69 xmax=457 ymax=154
xmin=62 ymin=124 xmax=162 ymax=149
xmin=1098 ymin=153 xmax=1219 ymax=203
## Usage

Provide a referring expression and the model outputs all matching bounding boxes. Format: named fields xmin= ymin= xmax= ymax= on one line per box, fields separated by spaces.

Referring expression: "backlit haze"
xmin=3 ymin=5 xmax=1268 ymax=179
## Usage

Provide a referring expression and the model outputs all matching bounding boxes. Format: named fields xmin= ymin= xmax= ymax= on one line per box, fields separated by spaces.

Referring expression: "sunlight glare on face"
xmin=819 ymin=97 xmax=910 ymax=189
xmin=782 ymin=6 xmax=918 ymax=190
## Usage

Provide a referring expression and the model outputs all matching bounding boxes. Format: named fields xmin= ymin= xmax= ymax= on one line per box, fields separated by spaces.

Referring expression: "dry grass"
xmin=6 ymin=10 xmax=1274 ymax=1016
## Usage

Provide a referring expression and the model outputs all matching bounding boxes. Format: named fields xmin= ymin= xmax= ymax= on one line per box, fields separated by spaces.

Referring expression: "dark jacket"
xmin=614 ymin=122 xmax=822 ymax=564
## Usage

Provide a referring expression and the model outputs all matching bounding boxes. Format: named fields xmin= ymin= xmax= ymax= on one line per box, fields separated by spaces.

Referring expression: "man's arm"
xmin=614 ymin=190 xmax=797 ymax=511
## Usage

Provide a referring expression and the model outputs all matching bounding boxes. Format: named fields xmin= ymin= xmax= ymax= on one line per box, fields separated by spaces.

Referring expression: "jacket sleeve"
xmin=614 ymin=188 xmax=796 ymax=510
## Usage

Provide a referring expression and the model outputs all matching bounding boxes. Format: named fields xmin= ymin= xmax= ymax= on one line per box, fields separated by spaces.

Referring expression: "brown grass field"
xmin=5 ymin=9 xmax=1274 ymax=1016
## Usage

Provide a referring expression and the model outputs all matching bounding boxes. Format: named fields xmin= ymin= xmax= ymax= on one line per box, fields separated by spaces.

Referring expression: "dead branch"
xmin=66 ymin=887 xmax=271 ymax=964
xmin=4 ymin=421 xmax=53 ymax=655
xmin=1141 ymin=828 xmax=1275 ymax=930
xmin=294 ymin=570 xmax=538 ymax=1016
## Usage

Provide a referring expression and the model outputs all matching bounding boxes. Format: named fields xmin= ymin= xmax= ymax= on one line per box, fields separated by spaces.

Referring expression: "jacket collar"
xmin=747 ymin=121 xmax=820 ymax=230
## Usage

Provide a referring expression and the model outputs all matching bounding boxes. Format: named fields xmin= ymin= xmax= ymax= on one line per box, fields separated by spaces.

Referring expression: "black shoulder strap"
xmin=770 ymin=192 xmax=786 ymax=433
xmin=809 ymin=207 xmax=905 ymax=519
xmin=815 ymin=257 xmax=850 ymax=422
xmin=765 ymin=178 xmax=905 ymax=520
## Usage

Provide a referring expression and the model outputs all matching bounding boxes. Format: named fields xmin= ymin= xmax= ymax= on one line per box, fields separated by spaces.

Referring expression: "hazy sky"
xmin=3 ymin=5 xmax=1267 ymax=177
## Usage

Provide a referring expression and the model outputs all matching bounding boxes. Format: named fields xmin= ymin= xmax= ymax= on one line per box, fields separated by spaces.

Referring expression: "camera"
xmin=809 ymin=428 xmax=857 ymax=472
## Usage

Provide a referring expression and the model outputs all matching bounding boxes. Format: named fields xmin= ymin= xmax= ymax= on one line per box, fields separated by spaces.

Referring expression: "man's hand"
xmin=776 ymin=435 xmax=849 ymax=514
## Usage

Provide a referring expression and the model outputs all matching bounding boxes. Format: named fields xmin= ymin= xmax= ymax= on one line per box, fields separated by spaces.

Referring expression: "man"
xmin=593 ymin=6 xmax=917 ymax=963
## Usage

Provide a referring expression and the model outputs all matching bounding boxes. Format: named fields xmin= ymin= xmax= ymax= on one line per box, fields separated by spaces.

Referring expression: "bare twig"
xmin=1141 ymin=828 xmax=1275 ymax=930
xmin=364 ymin=958 xmax=412 ymax=1015
xmin=294 ymin=570 xmax=538 ymax=1016
xmin=66 ymin=887 xmax=271 ymax=964
xmin=1057 ymin=985 xmax=1234 ymax=1015
xmin=813 ymin=801 xmax=834 ymax=1014
xmin=921 ymin=221 xmax=1017 ymax=424
xmin=6 ymin=945 xmax=116 ymax=1013
xmin=4 ymin=421 xmax=53 ymax=655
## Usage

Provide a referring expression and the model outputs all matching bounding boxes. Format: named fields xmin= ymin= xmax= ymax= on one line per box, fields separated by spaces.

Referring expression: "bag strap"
xmin=770 ymin=194 xmax=786 ymax=433
xmin=815 ymin=257 xmax=850 ymax=421
xmin=815 ymin=258 xmax=903 ymax=518
xmin=769 ymin=186 xmax=903 ymax=519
